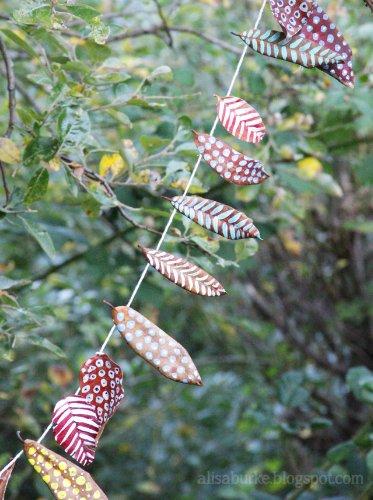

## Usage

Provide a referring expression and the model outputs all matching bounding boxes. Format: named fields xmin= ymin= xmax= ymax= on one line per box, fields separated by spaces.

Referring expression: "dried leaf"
xmin=140 ymin=245 xmax=227 ymax=296
xmin=0 ymin=462 xmax=15 ymax=500
xmin=79 ymin=353 xmax=124 ymax=426
xmin=52 ymin=395 xmax=100 ymax=466
xmin=215 ymin=95 xmax=266 ymax=143
xmin=269 ymin=0 xmax=314 ymax=36
xmin=24 ymin=439 xmax=108 ymax=499
xmin=168 ymin=195 xmax=261 ymax=240
xmin=194 ymin=131 xmax=269 ymax=185
xmin=0 ymin=138 xmax=20 ymax=164
xmin=112 ymin=306 xmax=202 ymax=386
xmin=268 ymin=0 xmax=354 ymax=87
xmin=239 ymin=29 xmax=344 ymax=69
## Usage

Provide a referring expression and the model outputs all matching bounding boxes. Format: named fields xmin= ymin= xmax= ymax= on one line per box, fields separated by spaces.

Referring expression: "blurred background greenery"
xmin=0 ymin=0 xmax=372 ymax=498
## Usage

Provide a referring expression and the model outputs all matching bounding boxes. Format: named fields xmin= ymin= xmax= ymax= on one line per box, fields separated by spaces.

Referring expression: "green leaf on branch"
xmin=19 ymin=217 xmax=56 ymax=259
xmin=24 ymin=167 xmax=49 ymax=204
xmin=347 ymin=366 xmax=373 ymax=404
xmin=57 ymin=107 xmax=91 ymax=148
xmin=0 ymin=276 xmax=30 ymax=290
xmin=26 ymin=335 xmax=66 ymax=358
xmin=278 ymin=370 xmax=309 ymax=408
xmin=66 ymin=4 xmax=100 ymax=22
xmin=23 ymin=137 xmax=60 ymax=166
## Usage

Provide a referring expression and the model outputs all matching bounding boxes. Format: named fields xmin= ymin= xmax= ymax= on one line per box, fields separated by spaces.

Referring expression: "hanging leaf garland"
xmin=215 ymin=95 xmax=266 ymax=143
xmin=263 ymin=0 xmax=355 ymax=87
xmin=79 ymin=353 xmax=124 ymax=427
xmin=168 ymin=195 xmax=261 ymax=240
xmin=139 ymin=245 xmax=227 ymax=296
xmin=194 ymin=131 xmax=269 ymax=185
xmin=0 ymin=462 xmax=15 ymax=500
xmin=112 ymin=306 xmax=202 ymax=386
xmin=24 ymin=439 xmax=108 ymax=499
xmin=52 ymin=395 xmax=100 ymax=466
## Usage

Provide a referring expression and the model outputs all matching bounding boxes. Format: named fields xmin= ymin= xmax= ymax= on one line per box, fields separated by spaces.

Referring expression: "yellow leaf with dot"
xmin=297 ymin=157 xmax=323 ymax=179
xmin=24 ymin=440 xmax=108 ymax=499
xmin=99 ymin=153 xmax=126 ymax=177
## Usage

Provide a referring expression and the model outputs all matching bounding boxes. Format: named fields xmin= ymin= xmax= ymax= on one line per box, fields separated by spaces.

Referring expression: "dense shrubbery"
xmin=0 ymin=1 xmax=372 ymax=498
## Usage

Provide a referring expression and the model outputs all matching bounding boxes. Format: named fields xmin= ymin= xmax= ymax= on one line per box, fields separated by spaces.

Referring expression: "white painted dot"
xmin=136 ymin=342 xmax=143 ymax=350
xmin=224 ymin=172 xmax=231 ymax=179
xmin=154 ymin=359 xmax=160 ymax=365
xmin=209 ymin=136 xmax=216 ymax=144
xmin=174 ymin=348 xmax=181 ymax=355
xmin=161 ymin=349 xmax=168 ymax=357
xmin=181 ymin=356 xmax=189 ymax=364
xmin=313 ymin=16 xmax=320 ymax=24
xmin=198 ymin=135 xmax=205 ymax=143
xmin=216 ymin=141 xmax=223 ymax=149
xmin=212 ymin=150 xmax=219 ymax=157
xmin=117 ymin=324 xmax=125 ymax=333
xmin=163 ymin=365 xmax=170 ymax=372
xmin=223 ymin=149 xmax=230 ymax=157
xmin=145 ymin=352 xmax=153 ymax=360
xmin=125 ymin=332 xmax=133 ymax=341
xmin=205 ymin=143 xmax=211 ymax=150
xmin=145 ymin=336 xmax=151 ymax=344
xmin=177 ymin=366 xmax=185 ymax=374
xmin=135 ymin=329 xmax=143 ymax=337
xmin=116 ymin=312 xmax=125 ymax=321
xmin=327 ymin=34 xmax=334 ymax=43
xmin=151 ymin=342 xmax=158 ymax=350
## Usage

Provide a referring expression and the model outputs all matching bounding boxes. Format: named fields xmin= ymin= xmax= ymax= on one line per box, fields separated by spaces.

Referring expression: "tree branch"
xmin=108 ymin=24 xmax=242 ymax=55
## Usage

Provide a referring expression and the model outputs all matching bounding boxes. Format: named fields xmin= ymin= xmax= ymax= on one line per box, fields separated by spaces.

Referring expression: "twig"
xmin=108 ymin=24 xmax=242 ymax=55
xmin=0 ymin=36 xmax=16 ymax=137
xmin=153 ymin=0 xmax=173 ymax=47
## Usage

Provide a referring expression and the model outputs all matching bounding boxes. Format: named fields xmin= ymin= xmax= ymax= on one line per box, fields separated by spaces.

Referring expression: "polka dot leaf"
xmin=194 ymin=131 xmax=269 ymax=186
xmin=79 ymin=353 xmax=125 ymax=428
xmin=52 ymin=395 xmax=100 ymax=466
xmin=112 ymin=306 xmax=202 ymax=386
xmin=216 ymin=95 xmax=266 ymax=143
xmin=168 ymin=195 xmax=261 ymax=240
xmin=24 ymin=439 xmax=107 ymax=499
xmin=140 ymin=245 xmax=227 ymax=296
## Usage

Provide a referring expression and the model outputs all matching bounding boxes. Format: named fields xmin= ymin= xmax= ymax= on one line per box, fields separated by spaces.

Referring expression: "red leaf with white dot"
xmin=79 ymin=353 xmax=124 ymax=426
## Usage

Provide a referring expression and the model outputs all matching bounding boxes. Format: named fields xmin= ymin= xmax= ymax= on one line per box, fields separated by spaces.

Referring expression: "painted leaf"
xmin=79 ymin=353 xmax=124 ymax=426
xmin=0 ymin=462 xmax=15 ymax=500
xmin=268 ymin=0 xmax=354 ymax=87
xmin=269 ymin=0 xmax=314 ymax=36
xmin=216 ymin=95 xmax=266 ymax=143
xmin=112 ymin=306 xmax=202 ymax=386
xmin=24 ymin=439 xmax=108 ymax=499
xmin=168 ymin=195 xmax=261 ymax=240
xmin=239 ymin=29 xmax=344 ymax=69
xmin=193 ymin=131 xmax=269 ymax=185
xmin=52 ymin=395 xmax=100 ymax=466
xmin=140 ymin=245 xmax=227 ymax=296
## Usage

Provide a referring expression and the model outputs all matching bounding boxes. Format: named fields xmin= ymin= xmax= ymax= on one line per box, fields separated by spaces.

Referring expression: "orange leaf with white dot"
xmin=112 ymin=306 xmax=202 ymax=386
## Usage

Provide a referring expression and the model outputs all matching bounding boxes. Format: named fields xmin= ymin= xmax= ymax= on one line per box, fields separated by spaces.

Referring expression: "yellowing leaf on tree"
xmin=99 ymin=153 xmax=126 ymax=177
xmin=0 ymin=138 xmax=21 ymax=164
xmin=297 ymin=157 xmax=322 ymax=179
xmin=281 ymin=230 xmax=302 ymax=257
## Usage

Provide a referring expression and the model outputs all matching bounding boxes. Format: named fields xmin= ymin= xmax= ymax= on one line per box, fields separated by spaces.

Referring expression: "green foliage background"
xmin=0 ymin=0 xmax=372 ymax=498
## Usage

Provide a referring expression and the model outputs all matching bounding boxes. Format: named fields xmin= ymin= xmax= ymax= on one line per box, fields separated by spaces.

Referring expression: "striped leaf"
xmin=52 ymin=395 xmax=100 ymax=466
xmin=140 ymin=245 xmax=227 ymax=296
xmin=268 ymin=1 xmax=354 ymax=87
xmin=112 ymin=306 xmax=202 ymax=386
xmin=24 ymin=440 xmax=108 ymax=499
xmin=269 ymin=0 xmax=314 ymax=36
xmin=239 ymin=29 xmax=344 ymax=69
xmin=168 ymin=195 xmax=261 ymax=240
xmin=79 ymin=353 xmax=124 ymax=427
xmin=0 ymin=462 xmax=14 ymax=500
xmin=194 ymin=131 xmax=269 ymax=185
xmin=216 ymin=95 xmax=266 ymax=144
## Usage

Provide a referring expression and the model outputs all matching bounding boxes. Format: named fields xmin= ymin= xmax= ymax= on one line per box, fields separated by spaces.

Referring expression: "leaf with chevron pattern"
xmin=0 ymin=462 xmax=14 ymax=500
xmin=112 ymin=306 xmax=202 ymax=385
xmin=193 ymin=131 xmax=269 ymax=185
xmin=167 ymin=195 xmax=261 ymax=240
xmin=238 ymin=29 xmax=344 ymax=69
xmin=79 ymin=353 xmax=124 ymax=429
xmin=215 ymin=95 xmax=266 ymax=144
xmin=52 ymin=395 xmax=100 ymax=466
xmin=267 ymin=0 xmax=354 ymax=87
xmin=139 ymin=245 xmax=227 ymax=296
xmin=24 ymin=440 xmax=108 ymax=499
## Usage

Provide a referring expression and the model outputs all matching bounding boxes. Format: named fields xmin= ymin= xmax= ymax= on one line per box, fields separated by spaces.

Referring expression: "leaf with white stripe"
xmin=194 ymin=131 xmax=269 ymax=185
xmin=139 ymin=245 xmax=227 ymax=296
xmin=0 ymin=462 xmax=14 ymax=500
xmin=238 ymin=29 xmax=344 ymax=70
xmin=52 ymin=395 xmax=100 ymax=466
xmin=112 ymin=306 xmax=202 ymax=386
xmin=168 ymin=195 xmax=261 ymax=240
xmin=216 ymin=95 xmax=266 ymax=144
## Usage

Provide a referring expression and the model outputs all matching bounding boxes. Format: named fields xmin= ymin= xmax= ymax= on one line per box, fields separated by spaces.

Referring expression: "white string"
xmin=0 ymin=0 xmax=267 ymax=478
